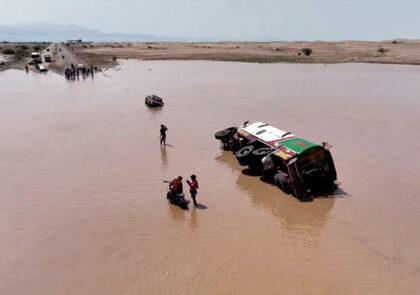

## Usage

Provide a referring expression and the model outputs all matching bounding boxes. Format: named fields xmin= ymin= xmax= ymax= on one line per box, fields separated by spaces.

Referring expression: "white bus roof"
xmin=241 ymin=122 xmax=294 ymax=145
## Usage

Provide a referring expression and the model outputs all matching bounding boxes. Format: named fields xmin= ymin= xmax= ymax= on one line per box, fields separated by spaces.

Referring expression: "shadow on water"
xmin=194 ymin=203 xmax=207 ymax=210
xmin=215 ymin=151 xmax=337 ymax=230
xmin=241 ymin=168 xmax=263 ymax=177
xmin=146 ymin=106 xmax=163 ymax=116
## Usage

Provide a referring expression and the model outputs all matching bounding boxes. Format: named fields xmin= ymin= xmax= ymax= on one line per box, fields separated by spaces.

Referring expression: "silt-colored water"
xmin=1 ymin=61 xmax=420 ymax=294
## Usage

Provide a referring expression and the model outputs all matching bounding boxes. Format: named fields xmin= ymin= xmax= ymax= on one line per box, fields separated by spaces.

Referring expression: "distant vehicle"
xmin=76 ymin=64 xmax=86 ymax=70
xmin=31 ymin=52 xmax=42 ymax=64
xmin=36 ymin=64 xmax=48 ymax=72
xmin=145 ymin=95 xmax=164 ymax=107
xmin=215 ymin=122 xmax=338 ymax=200
xmin=44 ymin=55 xmax=51 ymax=62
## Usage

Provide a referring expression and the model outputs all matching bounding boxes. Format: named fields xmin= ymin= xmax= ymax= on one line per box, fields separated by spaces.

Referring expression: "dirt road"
xmin=49 ymin=42 xmax=86 ymax=73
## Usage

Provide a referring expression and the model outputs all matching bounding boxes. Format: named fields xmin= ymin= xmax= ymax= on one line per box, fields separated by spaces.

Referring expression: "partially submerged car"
xmin=215 ymin=122 xmax=337 ymax=200
xmin=145 ymin=95 xmax=164 ymax=107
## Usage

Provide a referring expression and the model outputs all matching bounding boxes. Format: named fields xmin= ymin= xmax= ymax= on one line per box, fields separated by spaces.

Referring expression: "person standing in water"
xmin=160 ymin=124 xmax=168 ymax=145
xmin=187 ymin=175 xmax=199 ymax=206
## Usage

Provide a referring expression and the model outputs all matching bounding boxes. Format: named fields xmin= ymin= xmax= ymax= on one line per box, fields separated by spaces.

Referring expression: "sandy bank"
xmin=78 ymin=40 xmax=420 ymax=66
xmin=3 ymin=40 xmax=420 ymax=74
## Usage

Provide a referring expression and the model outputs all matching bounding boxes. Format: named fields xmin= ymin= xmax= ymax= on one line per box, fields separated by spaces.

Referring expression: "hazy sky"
xmin=1 ymin=0 xmax=419 ymax=40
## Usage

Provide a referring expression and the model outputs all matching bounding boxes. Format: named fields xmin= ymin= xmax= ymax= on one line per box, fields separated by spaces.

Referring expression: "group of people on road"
xmin=161 ymin=124 xmax=201 ymax=207
xmin=64 ymin=63 xmax=96 ymax=80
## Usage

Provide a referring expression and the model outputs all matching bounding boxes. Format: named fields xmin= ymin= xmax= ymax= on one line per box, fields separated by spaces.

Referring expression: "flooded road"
xmin=1 ymin=61 xmax=420 ymax=294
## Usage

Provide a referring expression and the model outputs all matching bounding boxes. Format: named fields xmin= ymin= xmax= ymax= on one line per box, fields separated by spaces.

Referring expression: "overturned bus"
xmin=215 ymin=122 xmax=338 ymax=201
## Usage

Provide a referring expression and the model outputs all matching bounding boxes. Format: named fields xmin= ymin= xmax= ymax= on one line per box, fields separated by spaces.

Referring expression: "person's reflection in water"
xmin=160 ymin=145 xmax=168 ymax=167
xmin=168 ymin=205 xmax=186 ymax=223
xmin=190 ymin=207 xmax=198 ymax=230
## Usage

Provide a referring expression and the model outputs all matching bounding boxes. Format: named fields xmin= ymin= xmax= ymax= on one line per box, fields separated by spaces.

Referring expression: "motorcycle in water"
xmin=166 ymin=187 xmax=190 ymax=210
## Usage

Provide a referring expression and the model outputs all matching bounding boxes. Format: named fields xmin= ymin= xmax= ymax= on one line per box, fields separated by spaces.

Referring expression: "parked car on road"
xmin=36 ymin=64 xmax=48 ymax=72
xmin=31 ymin=52 xmax=42 ymax=64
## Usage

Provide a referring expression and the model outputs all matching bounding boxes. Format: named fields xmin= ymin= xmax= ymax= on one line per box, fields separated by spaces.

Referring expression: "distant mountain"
xmin=0 ymin=23 xmax=178 ymax=42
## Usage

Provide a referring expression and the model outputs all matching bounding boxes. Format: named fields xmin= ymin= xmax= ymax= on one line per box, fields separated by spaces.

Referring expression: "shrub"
xmin=301 ymin=48 xmax=313 ymax=56
xmin=15 ymin=48 xmax=29 ymax=60
xmin=112 ymin=56 xmax=117 ymax=61
xmin=3 ymin=48 xmax=15 ymax=54
xmin=19 ymin=44 xmax=29 ymax=50
xmin=378 ymin=47 xmax=390 ymax=53
xmin=33 ymin=45 xmax=41 ymax=52
xmin=391 ymin=40 xmax=398 ymax=44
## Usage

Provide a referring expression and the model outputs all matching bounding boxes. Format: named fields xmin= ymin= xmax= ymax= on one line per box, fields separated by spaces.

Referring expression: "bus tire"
xmin=235 ymin=145 xmax=255 ymax=166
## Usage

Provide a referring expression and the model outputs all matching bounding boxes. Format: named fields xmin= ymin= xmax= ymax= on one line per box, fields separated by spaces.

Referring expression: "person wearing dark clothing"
xmin=187 ymin=175 xmax=199 ymax=206
xmin=160 ymin=124 xmax=168 ymax=145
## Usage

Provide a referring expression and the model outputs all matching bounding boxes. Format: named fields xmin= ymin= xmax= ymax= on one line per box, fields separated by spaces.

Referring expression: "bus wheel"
xmin=235 ymin=145 xmax=255 ymax=166
xmin=215 ymin=127 xmax=237 ymax=140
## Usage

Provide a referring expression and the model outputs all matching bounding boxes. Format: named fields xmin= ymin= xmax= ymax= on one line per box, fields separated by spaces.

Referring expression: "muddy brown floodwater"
xmin=1 ymin=61 xmax=420 ymax=294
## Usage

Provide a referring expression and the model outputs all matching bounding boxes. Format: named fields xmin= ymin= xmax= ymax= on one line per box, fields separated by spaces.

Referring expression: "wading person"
xmin=160 ymin=124 xmax=168 ymax=145
xmin=169 ymin=176 xmax=183 ymax=199
xmin=187 ymin=175 xmax=199 ymax=206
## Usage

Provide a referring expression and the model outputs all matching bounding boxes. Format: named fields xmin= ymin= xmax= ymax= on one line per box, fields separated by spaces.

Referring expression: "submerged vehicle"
xmin=215 ymin=122 xmax=338 ymax=200
xmin=145 ymin=95 xmax=164 ymax=107
xmin=166 ymin=191 xmax=189 ymax=210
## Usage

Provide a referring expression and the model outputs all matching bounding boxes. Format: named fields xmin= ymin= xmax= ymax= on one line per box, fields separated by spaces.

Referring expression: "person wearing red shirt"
xmin=187 ymin=175 xmax=199 ymax=206
xmin=169 ymin=176 xmax=183 ymax=195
